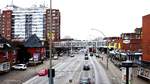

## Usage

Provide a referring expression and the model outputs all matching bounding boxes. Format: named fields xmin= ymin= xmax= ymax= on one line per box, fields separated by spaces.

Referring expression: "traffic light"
xmin=48 ymin=69 xmax=55 ymax=78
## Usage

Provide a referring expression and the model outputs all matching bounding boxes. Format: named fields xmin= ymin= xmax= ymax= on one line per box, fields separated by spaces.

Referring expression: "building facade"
xmin=135 ymin=28 xmax=142 ymax=35
xmin=0 ymin=35 xmax=16 ymax=73
xmin=1 ymin=10 xmax=12 ymax=40
xmin=0 ymin=10 xmax=1 ymax=35
xmin=142 ymin=14 xmax=150 ymax=61
xmin=46 ymin=9 xmax=60 ymax=41
xmin=11 ymin=5 xmax=46 ymax=41
xmin=120 ymin=33 xmax=141 ymax=52
xmin=0 ymin=5 xmax=61 ymax=42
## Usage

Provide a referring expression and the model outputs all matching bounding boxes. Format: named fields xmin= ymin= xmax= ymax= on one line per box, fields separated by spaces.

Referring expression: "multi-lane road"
xmin=23 ymin=53 xmax=111 ymax=84
xmin=0 ymin=55 xmax=67 ymax=84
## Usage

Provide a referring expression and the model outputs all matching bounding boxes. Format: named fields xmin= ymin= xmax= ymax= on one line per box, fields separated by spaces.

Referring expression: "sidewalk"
xmin=98 ymin=54 xmax=149 ymax=84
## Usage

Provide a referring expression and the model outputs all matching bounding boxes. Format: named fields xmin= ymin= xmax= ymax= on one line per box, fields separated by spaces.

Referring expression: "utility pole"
xmin=67 ymin=40 xmax=70 ymax=56
xmin=71 ymin=41 xmax=73 ymax=54
xmin=49 ymin=0 xmax=53 ymax=83
xmin=106 ymin=40 xmax=109 ymax=70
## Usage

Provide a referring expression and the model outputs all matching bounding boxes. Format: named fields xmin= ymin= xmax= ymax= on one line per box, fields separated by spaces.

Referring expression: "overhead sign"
xmin=123 ymin=40 xmax=130 ymax=44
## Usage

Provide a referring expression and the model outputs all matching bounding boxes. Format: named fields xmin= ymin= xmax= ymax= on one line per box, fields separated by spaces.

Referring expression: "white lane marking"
xmin=54 ymin=55 xmax=83 ymax=84
xmin=89 ymin=56 xmax=99 ymax=84
xmin=23 ymin=76 xmax=39 ymax=84
xmin=65 ymin=59 xmax=82 ymax=83
xmin=92 ymin=56 xmax=111 ymax=84
xmin=36 ymin=77 xmax=48 ymax=84
xmin=55 ymin=57 xmax=79 ymax=82
xmin=23 ymin=56 xmax=73 ymax=84
xmin=23 ymin=55 xmax=82 ymax=84
xmin=54 ymin=57 xmax=78 ymax=79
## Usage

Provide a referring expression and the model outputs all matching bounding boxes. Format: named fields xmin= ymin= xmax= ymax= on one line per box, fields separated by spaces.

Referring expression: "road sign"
xmin=123 ymin=40 xmax=130 ymax=44
xmin=48 ymin=32 xmax=55 ymax=40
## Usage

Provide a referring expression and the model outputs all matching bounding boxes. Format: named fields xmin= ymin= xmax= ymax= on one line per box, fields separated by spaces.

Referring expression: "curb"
xmin=98 ymin=58 xmax=121 ymax=84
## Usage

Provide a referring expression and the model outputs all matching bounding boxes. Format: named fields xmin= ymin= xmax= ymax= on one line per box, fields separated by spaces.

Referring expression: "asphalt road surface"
xmin=0 ymin=55 xmax=68 ymax=84
xmin=23 ymin=53 xmax=111 ymax=84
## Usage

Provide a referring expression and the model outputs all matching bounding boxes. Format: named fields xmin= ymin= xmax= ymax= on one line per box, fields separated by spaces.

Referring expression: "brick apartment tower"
xmin=142 ymin=14 xmax=150 ymax=61
xmin=0 ymin=10 xmax=12 ymax=40
xmin=0 ymin=10 xmax=1 ymax=34
xmin=46 ymin=9 xmax=60 ymax=41
xmin=0 ymin=7 xmax=61 ymax=42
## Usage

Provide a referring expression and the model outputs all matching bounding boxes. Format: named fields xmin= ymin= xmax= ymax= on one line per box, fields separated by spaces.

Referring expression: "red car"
xmin=37 ymin=69 xmax=48 ymax=76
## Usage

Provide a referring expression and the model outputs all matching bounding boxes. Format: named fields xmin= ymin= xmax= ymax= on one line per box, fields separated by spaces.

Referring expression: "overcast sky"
xmin=1 ymin=0 xmax=150 ymax=40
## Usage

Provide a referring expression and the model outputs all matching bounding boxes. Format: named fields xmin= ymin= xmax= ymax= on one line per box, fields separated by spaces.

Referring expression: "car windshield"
xmin=80 ymin=78 xmax=90 ymax=83
xmin=16 ymin=64 xmax=23 ymax=66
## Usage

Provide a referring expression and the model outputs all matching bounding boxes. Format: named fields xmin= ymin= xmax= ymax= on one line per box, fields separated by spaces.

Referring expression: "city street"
xmin=23 ymin=53 xmax=111 ymax=84
xmin=1 ymin=53 xmax=149 ymax=84
xmin=0 ymin=55 xmax=69 ymax=84
xmin=89 ymin=56 xmax=111 ymax=84
xmin=1 ymin=0 xmax=150 ymax=84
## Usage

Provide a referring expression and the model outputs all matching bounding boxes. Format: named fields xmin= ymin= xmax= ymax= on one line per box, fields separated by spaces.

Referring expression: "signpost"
xmin=121 ymin=60 xmax=133 ymax=84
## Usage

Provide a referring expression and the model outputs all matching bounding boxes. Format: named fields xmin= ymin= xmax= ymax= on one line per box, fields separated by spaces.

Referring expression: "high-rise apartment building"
xmin=0 ymin=5 xmax=61 ymax=42
xmin=1 ymin=9 xmax=12 ymax=40
xmin=46 ymin=9 xmax=60 ymax=41
xmin=11 ymin=5 xmax=46 ymax=41
xmin=0 ymin=10 xmax=1 ymax=34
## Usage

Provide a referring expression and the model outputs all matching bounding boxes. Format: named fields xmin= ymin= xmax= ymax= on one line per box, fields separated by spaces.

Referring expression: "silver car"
xmin=12 ymin=64 xmax=27 ymax=70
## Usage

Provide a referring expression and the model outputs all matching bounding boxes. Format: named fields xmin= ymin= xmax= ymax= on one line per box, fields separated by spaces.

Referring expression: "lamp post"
xmin=48 ymin=0 xmax=54 ymax=84
xmin=91 ymin=28 xmax=109 ymax=70
xmin=67 ymin=40 xmax=70 ymax=56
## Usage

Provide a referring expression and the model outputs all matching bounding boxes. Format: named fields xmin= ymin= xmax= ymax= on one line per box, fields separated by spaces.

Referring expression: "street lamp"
xmin=91 ymin=28 xmax=109 ymax=70
xmin=48 ymin=0 xmax=54 ymax=84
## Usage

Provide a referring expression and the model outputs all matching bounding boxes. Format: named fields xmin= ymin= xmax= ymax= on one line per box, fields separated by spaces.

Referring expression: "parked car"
xmin=37 ymin=68 xmax=48 ymax=76
xmin=12 ymin=64 xmax=27 ymax=70
xmin=53 ymin=55 xmax=58 ymax=60
xmin=83 ymin=64 xmax=90 ymax=71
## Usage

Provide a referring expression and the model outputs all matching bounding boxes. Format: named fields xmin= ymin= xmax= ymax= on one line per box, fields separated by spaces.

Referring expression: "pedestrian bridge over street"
xmin=53 ymin=40 xmax=107 ymax=48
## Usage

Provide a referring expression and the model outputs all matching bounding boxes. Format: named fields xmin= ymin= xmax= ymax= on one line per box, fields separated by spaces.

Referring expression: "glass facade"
xmin=12 ymin=6 xmax=46 ymax=41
